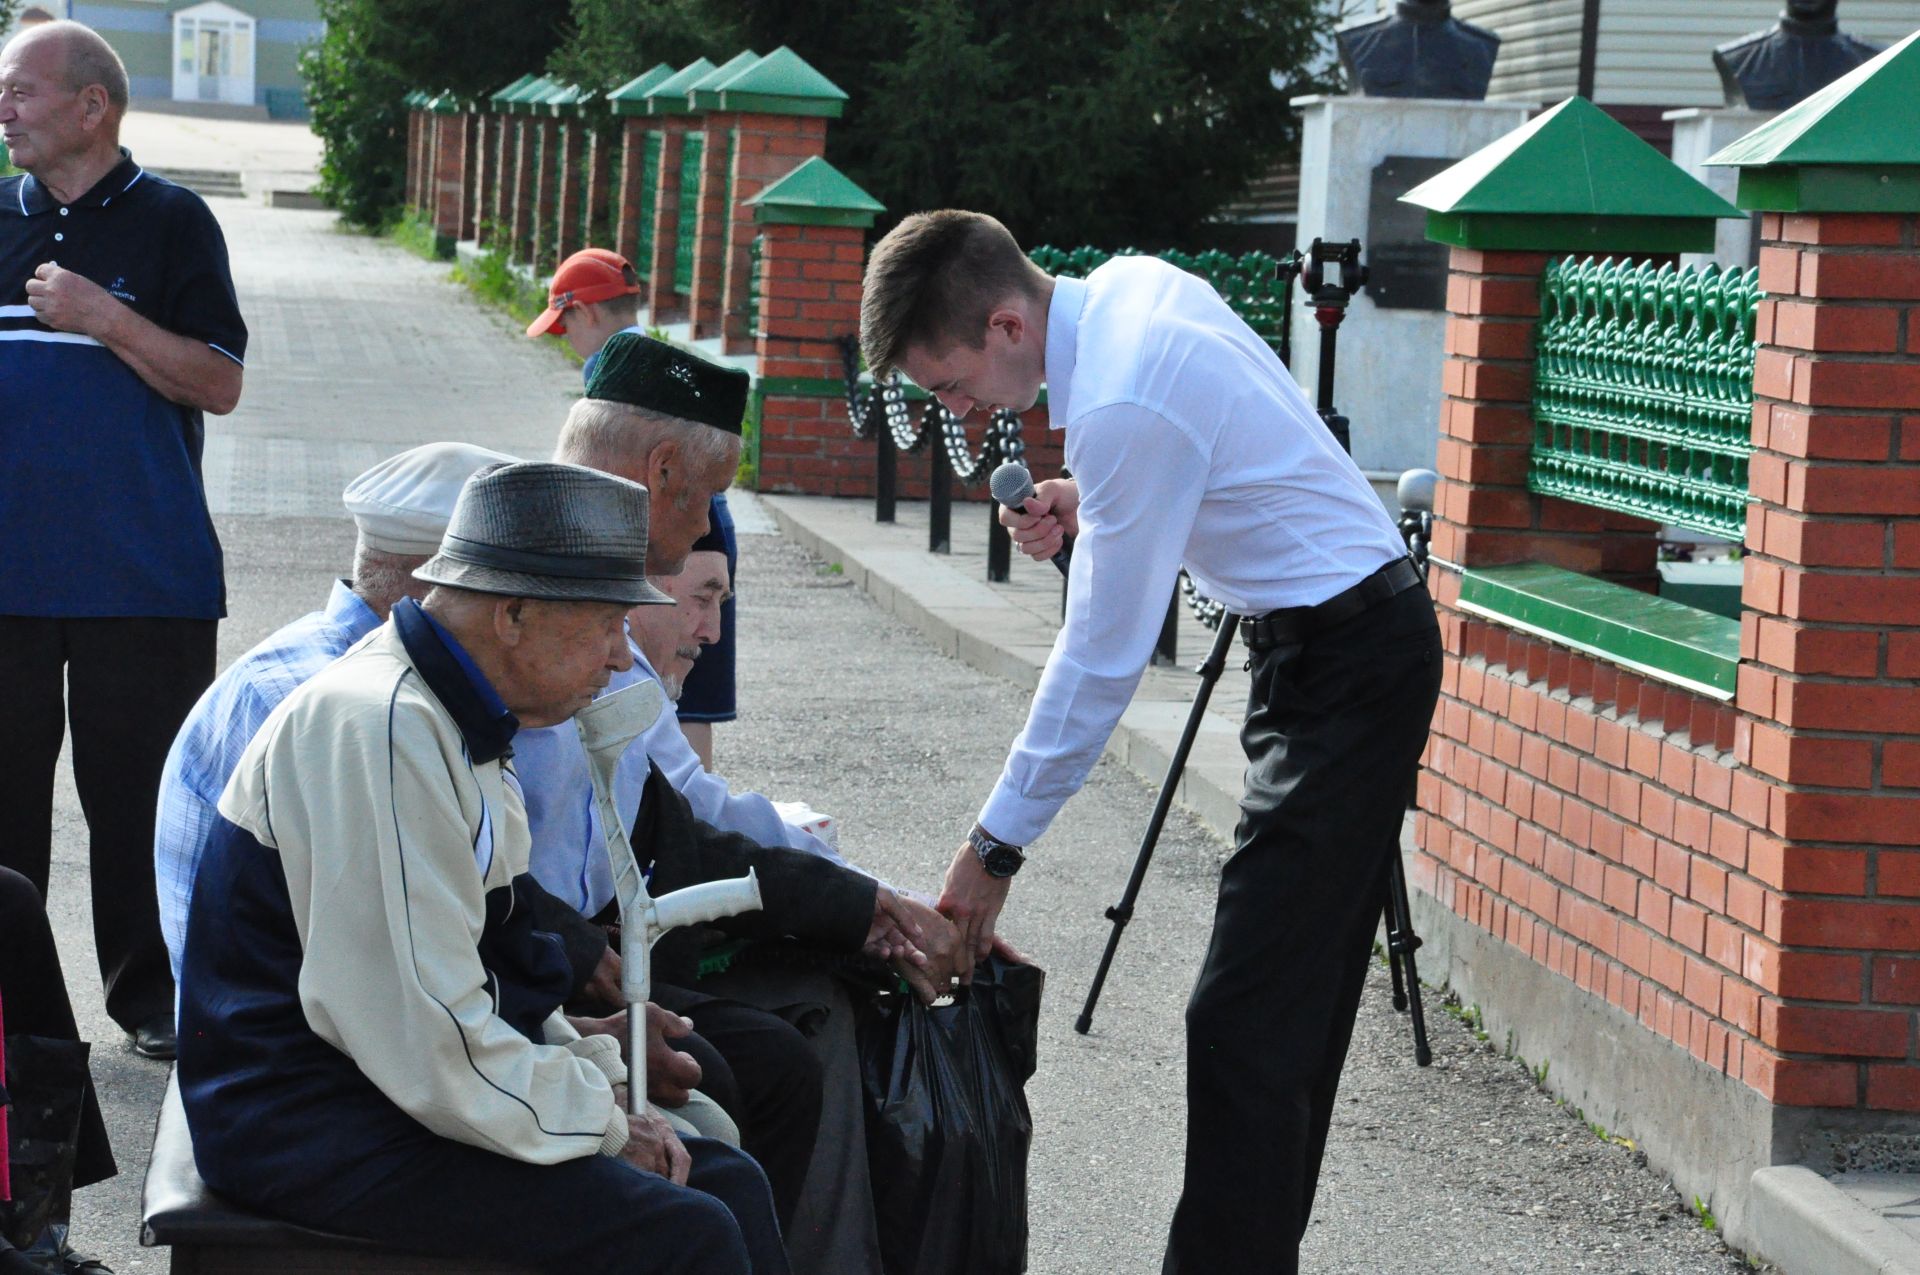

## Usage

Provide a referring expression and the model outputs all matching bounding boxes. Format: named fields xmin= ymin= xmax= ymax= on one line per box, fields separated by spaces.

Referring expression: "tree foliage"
xmin=710 ymin=0 xmax=1336 ymax=248
xmin=549 ymin=0 xmax=735 ymax=98
xmin=300 ymin=0 xmax=570 ymax=228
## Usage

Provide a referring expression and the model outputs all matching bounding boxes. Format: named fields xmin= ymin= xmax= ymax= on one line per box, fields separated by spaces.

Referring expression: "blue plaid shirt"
xmin=155 ymin=580 xmax=381 ymax=982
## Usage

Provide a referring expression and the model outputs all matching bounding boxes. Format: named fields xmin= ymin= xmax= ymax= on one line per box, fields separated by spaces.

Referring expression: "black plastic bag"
xmin=858 ymin=955 xmax=1044 ymax=1275
xmin=0 ymin=1035 xmax=89 ymax=1251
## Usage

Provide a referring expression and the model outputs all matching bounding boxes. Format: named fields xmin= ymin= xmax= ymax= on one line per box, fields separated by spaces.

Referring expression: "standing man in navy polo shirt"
xmin=0 ymin=20 xmax=247 ymax=1060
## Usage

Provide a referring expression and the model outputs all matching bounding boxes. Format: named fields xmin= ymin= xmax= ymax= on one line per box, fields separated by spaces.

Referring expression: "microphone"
xmin=990 ymin=461 xmax=1071 ymax=577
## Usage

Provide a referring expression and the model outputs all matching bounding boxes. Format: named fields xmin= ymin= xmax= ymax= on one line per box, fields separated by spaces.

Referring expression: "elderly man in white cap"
xmin=154 ymin=441 xmax=516 ymax=988
xmin=175 ymin=460 xmax=856 ymax=1275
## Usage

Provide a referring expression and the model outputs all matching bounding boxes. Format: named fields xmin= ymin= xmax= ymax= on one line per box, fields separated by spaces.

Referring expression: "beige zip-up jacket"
xmin=215 ymin=619 xmax=633 ymax=1163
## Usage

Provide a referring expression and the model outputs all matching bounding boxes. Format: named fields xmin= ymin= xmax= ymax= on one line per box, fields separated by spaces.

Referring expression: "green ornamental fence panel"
xmin=675 ymin=133 xmax=706 ymax=293
xmin=636 ymin=132 xmax=663 ymax=279
xmin=1529 ymin=256 xmax=1759 ymax=542
xmin=1027 ymin=245 xmax=1290 ymax=353
xmin=746 ymin=233 xmax=763 ymax=338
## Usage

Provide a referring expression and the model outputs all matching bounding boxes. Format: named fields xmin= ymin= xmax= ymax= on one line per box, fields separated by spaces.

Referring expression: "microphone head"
xmin=989 ymin=461 xmax=1036 ymax=509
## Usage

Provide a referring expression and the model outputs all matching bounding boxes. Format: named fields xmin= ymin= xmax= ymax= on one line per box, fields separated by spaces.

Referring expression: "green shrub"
xmin=389 ymin=208 xmax=452 ymax=260
xmin=300 ymin=0 xmax=408 ymax=229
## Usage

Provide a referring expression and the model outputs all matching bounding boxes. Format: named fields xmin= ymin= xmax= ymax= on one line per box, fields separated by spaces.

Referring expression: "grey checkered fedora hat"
xmin=413 ymin=461 xmax=672 ymax=607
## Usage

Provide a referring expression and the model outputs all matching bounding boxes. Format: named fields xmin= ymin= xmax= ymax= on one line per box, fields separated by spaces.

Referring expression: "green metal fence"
xmin=635 ymin=132 xmax=662 ymax=280
xmin=674 ymin=134 xmax=705 ymax=293
xmin=1027 ymin=245 xmax=1291 ymax=353
xmin=1529 ymin=256 xmax=1759 ymax=543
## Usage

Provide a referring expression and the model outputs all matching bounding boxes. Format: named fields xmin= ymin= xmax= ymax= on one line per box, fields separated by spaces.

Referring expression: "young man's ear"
xmin=987 ymin=306 xmax=1027 ymax=346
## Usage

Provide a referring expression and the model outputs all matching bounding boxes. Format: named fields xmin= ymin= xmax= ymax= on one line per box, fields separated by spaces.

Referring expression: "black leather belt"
xmin=1238 ymin=557 xmax=1425 ymax=651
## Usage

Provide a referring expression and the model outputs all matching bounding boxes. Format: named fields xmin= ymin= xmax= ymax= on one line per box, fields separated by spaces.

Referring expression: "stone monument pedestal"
xmin=1290 ymin=94 xmax=1534 ymax=495
xmin=1667 ymin=107 xmax=1773 ymax=272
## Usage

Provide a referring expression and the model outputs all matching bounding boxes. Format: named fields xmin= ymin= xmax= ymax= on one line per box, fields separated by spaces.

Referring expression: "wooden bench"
xmin=140 ymin=1074 xmax=535 ymax=1275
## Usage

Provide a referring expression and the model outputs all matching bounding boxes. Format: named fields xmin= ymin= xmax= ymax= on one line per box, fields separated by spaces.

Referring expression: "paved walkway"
xmin=22 ymin=170 xmax=1822 ymax=1273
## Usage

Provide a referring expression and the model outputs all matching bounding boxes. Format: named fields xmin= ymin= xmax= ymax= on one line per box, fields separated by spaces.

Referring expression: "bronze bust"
xmin=1714 ymin=1 xmax=1883 ymax=110
xmin=1336 ymin=0 xmax=1501 ymax=101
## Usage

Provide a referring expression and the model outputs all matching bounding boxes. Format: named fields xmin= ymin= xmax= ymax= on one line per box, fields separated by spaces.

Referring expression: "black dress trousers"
xmin=1164 ymin=585 xmax=1442 ymax=1274
xmin=0 ymin=616 xmax=215 ymax=1030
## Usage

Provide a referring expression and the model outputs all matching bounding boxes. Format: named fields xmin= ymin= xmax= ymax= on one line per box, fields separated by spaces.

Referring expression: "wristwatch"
xmin=968 ymin=824 xmax=1026 ymax=878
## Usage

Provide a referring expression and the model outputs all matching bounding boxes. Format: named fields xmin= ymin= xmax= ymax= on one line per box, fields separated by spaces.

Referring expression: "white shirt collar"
xmin=1043 ymin=275 xmax=1086 ymax=431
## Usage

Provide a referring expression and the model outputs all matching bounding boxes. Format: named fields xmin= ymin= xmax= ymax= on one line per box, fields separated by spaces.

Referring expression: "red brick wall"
xmin=753 ymin=221 xmax=1066 ymax=499
xmin=430 ymin=114 xmax=467 ymax=243
xmin=720 ymin=115 xmax=828 ymax=354
xmin=1418 ymin=228 xmax=1920 ymax=1115
xmin=646 ymin=122 xmax=692 ymax=325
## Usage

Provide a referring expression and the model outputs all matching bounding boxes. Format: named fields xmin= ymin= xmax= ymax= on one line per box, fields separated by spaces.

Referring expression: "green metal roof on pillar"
xmin=488 ymin=74 xmax=537 ymax=111
xmin=1400 ymin=96 xmax=1742 ymax=252
xmin=688 ymin=51 xmax=762 ymax=111
xmin=504 ymin=76 xmax=557 ymax=114
xmin=609 ymin=63 xmax=677 ymax=118
xmin=747 ymin=156 xmax=884 ymax=227
xmin=426 ymin=90 xmax=463 ymax=116
xmin=1706 ymin=29 xmax=1920 ymax=212
xmin=405 ymin=90 xmax=427 ymax=109
xmin=714 ymin=46 xmax=848 ymax=118
xmin=545 ymin=83 xmax=592 ymax=117
xmin=643 ymin=58 xmax=716 ymax=116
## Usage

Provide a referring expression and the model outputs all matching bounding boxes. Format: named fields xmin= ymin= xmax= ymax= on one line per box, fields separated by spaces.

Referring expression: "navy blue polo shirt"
xmin=1 ymin=149 xmax=247 ymax=618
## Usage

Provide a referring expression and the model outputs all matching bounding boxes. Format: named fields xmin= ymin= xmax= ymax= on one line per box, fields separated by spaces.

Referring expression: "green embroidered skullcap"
xmin=584 ymin=332 xmax=749 ymax=435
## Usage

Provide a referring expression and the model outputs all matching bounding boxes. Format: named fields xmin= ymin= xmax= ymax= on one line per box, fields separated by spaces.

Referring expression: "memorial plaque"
xmin=1365 ymin=155 xmax=1455 ymax=311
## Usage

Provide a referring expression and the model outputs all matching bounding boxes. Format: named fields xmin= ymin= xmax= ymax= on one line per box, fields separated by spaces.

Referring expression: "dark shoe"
xmin=127 ymin=1015 xmax=176 ymax=1061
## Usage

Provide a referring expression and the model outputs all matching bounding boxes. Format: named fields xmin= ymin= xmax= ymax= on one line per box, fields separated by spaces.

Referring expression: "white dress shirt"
xmin=516 ymin=639 xmax=859 ymax=916
xmin=976 ymin=256 xmax=1406 ymax=848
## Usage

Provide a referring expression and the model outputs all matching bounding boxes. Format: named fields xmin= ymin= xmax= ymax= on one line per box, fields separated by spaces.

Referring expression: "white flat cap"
xmin=342 ymin=442 xmax=520 ymax=555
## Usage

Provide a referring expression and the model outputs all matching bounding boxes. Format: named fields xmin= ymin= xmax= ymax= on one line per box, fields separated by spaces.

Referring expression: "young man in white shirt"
xmin=861 ymin=209 xmax=1443 ymax=1275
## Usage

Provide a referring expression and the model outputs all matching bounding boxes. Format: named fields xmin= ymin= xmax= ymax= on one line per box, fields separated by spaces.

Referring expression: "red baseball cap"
xmin=526 ymin=248 xmax=642 ymax=337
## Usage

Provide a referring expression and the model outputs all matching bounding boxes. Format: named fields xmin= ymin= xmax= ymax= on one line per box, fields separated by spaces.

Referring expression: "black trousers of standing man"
xmin=0 ymin=617 xmax=215 ymax=1032
xmin=1164 ymin=577 xmax=1441 ymax=1275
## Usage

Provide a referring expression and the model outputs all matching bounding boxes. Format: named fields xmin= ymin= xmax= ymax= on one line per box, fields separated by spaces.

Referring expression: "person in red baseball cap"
xmin=525 ymin=247 xmax=643 ymax=360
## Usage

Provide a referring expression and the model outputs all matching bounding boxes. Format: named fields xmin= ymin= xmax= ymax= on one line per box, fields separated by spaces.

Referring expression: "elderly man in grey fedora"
xmin=172 ymin=461 xmax=877 ymax=1275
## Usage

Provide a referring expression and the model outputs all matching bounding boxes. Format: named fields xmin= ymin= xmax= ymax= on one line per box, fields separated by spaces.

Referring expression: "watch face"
xmin=984 ymin=844 xmax=1023 ymax=877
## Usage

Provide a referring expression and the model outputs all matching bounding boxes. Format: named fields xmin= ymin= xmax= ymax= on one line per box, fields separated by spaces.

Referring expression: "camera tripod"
xmin=1073 ymin=238 xmax=1433 ymax=1067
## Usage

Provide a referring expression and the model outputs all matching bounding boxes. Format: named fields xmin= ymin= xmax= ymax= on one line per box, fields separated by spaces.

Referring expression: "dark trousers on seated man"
xmin=0 ymin=617 xmax=212 ymax=1032
xmin=1165 ymin=585 xmax=1441 ymax=1274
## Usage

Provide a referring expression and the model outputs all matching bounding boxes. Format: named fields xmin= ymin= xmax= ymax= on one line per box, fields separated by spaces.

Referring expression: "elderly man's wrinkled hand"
xmin=863 ymin=885 xmax=928 ymax=969
xmin=889 ymin=894 xmax=968 ymax=1003
xmin=644 ymin=1003 xmax=701 ymax=1107
xmin=617 ymin=1105 xmax=691 ymax=1183
xmin=580 ymin=942 xmax=623 ymax=1010
xmin=24 ymin=262 xmax=117 ymax=339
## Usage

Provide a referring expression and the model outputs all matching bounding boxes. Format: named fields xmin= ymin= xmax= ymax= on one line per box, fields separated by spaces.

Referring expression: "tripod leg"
xmin=1385 ymin=852 xmax=1433 ymax=1067
xmin=1076 ymin=616 xmax=1238 ymax=1035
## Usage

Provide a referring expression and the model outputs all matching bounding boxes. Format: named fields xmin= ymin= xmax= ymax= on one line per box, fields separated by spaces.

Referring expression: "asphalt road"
xmin=35 ymin=192 xmax=1763 ymax=1274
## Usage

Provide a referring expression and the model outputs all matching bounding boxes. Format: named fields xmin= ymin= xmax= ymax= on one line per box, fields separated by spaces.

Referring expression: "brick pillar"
xmin=583 ymin=124 xmax=615 ymax=249
xmin=431 ymin=113 xmax=467 ymax=243
xmin=613 ymin=120 xmax=649 ymax=269
xmin=754 ymin=221 xmax=864 ymax=492
xmin=721 ymin=114 xmax=827 ymax=354
xmin=509 ymin=119 xmax=538 ymax=265
xmin=553 ymin=121 xmax=589 ymax=264
xmin=405 ymin=107 xmax=423 ymax=211
xmin=686 ymin=117 xmax=733 ymax=339
xmin=1735 ymin=211 xmax=1920 ymax=1112
xmin=1432 ymin=247 xmax=1663 ymax=585
xmin=458 ymin=112 xmax=481 ymax=242
xmin=528 ymin=118 xmax=561 ymax=272
xmin=646 ymin=121 xmax=692 ymax=324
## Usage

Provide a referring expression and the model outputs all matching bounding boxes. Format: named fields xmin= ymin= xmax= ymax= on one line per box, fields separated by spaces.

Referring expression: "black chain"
xmin=942 ymin=408 xmax=1027 ymax=485
xmin=1179 ymin=570 xmax=1228 ymax=631
xmin=839 ymin=336 xmax=931 ymax=453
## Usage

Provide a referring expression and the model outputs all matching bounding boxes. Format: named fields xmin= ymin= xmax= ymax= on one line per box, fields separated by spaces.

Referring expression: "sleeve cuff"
xmin=977 ymin=783 xmax=1056 ymax=850
xmin=599 ymin=1107 xmax=630 ymax=1158
xmin=567 ymin=1033 xmax=629 ymax=1088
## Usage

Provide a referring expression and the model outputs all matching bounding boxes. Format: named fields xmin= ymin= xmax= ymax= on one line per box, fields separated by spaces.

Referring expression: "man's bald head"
xmin=4 ymin=20 xmax=130 ymax=112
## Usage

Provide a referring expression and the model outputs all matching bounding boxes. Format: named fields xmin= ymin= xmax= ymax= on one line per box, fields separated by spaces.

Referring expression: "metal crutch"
xmin=574 ymin=681 xmax=765 ymax=1113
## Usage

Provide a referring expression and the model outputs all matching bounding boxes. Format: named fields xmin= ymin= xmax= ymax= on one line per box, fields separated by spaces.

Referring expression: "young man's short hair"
xmin=859 ymin=210 xmax=1046 ymax=382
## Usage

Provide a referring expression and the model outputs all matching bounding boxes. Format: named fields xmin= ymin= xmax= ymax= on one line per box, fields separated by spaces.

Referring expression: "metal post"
xmin=875 ymin=425 xmax=896 ymax=524
xmin=928 ymin=421 xmax=951 ymax=554
xmin=987 ymin=501 xmax=1011 ymax=582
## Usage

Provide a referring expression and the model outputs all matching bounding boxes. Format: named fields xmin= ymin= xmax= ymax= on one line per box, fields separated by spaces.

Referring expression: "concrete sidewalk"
xmin=761 ymin=489 xmax=1920 ymax=1275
